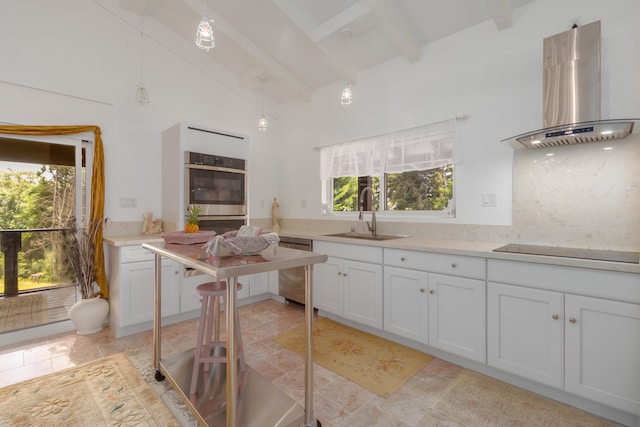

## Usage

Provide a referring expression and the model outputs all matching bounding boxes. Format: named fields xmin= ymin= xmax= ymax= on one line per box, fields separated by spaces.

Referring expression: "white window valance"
xmin=320 ymin=119 xmax=455 ymax=180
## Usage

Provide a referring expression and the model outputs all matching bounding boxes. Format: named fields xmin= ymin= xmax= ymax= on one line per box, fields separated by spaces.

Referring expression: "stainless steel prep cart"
xmin=142 ymin=242 xmax=327 ymax=427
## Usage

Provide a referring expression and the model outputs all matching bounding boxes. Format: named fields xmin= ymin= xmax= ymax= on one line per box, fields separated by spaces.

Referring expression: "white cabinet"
xmin=268 ymin=271 xmax=279 ymax=295
xmin=179 ymin=272 xmax=269 ymax=314
xmin=487 ymin=282 xmax=564 ymax=388
xmin=488 ymin=259 xmax=640 ymax=413
xmin=312 ymin=241 xmax=383 ymax=329
xmin=108 ymin=244 xmax=181 ymax=337
xmin=565 ymin=294 xmax=640 ymax=414
xmin=180 ymin=274 xmax=211 ymax=313
xmin=428 ymin=273 xmax=486 ymax=363
xmin=384 ymin=266 xmax=428 ymax=342
xmin=249 ymin=272 xmax=269 ymax=296
xmin=384 ymin=248 xmax=486 ymax=363
xmin=313 ymin=257 xmax=343 ymax=315
xmin=342 ymin=259 xmax=383 ymax=328
xmin=119 ymin=259 xmax=181 ymax=325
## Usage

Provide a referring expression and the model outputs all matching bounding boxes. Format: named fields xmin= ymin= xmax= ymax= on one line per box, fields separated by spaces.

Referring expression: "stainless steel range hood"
xmin=503 ymin=21 xmax=636 ymax=149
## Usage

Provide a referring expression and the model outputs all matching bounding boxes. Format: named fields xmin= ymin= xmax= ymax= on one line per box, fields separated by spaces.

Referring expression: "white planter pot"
xmin=69 ymin=296 xmax=109 ymax=335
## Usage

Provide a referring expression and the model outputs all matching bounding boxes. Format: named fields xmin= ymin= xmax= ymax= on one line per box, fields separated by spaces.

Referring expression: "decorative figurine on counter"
xmin=272 ymin=197 xmax=280 ymax=231
xmin=142 ymin=212 xmax=163 ymax=234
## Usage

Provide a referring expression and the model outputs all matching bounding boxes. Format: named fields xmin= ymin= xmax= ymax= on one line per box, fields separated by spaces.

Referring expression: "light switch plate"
xmin=482 ymin=193 xmax=497 ymax=207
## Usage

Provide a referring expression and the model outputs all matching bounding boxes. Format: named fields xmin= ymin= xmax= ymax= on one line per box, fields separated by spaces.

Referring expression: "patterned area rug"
xmin=274 ymin=318 xmax=433 ymax=398
xmin=0 ymin=293 xmax=48 ymax=333
xmin=0 ymin=352 xmax=196 ymax=426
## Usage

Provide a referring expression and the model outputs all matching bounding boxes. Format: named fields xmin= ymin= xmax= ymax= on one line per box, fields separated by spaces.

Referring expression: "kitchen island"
xmin=142 ymin=241 xmax=327 ymax=427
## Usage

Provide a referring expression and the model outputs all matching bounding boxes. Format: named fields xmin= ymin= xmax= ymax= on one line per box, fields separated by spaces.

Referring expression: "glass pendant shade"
xmin=341 ymin=83 xmax=353 ymax=106
xmin=135 ymin=82 xmax=150 ymax=105
xmin=195 ymin=15 xmax=215 ymax=51
xmin=258 ymin=114 xmax=269 ymax=132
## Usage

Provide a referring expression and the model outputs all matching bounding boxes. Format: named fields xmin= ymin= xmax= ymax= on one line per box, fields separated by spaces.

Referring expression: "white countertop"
xmin=103 ymin=234 xmax=164 ymax=246
xmin=103 ymin=229 xmax=640 ymax=275
xmin=280 ymin=229 xmax=640 ymax=275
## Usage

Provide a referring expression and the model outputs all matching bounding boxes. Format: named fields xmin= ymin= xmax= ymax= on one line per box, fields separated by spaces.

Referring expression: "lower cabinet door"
xmin=565 ymin=294 xmax=640 ymax=413
xmin=180 ymin=274 xmax=211 ymax=313
xmin=383 ymin=266 xmax=428 ymax=342
xmin=250 ymin=272 xmax=269 ymax=296
xmin=120 ymin=259 xmax=180 ymax=326
xmin=313 ymin=257 xmax=343 ymax=315
xmin=342 ymin=260 xmax=383 ymax=329
xmin=487 ymin=282 xmax=564 ymax=388
xmin=428 ymin=274 xmax=486 ymax=363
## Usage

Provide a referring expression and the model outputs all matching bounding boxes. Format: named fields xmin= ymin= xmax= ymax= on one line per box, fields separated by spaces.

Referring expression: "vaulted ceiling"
xmin=118 ymin=0 xmax=535 ymax=103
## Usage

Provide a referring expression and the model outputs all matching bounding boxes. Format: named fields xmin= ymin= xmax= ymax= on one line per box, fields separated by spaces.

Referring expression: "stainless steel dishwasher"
xmin=278 ymin=236 xmax=312 ymax=305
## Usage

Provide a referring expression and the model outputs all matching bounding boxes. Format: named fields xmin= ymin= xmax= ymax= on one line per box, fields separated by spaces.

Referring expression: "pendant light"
xmin=257 ymin=75 xmax=269 ymax=132
xmin=341 ymin=83 xmax=353 ymax=106
xmin=340 ymin=29 xmax=353 ymax=106
xmin=195 ymin=0 xmax=215 ymax=51
xmin=135 ymin=13 xmax=150 ymax=105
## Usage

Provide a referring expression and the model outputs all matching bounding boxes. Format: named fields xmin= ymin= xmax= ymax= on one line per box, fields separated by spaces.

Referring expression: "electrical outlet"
xmin=301 ymin=199 xmax=307 ymax=209
xmin=119 ymin=197 xmax=137 ymax=208
xmin=482 ymin=193 xmax=497 ymax=207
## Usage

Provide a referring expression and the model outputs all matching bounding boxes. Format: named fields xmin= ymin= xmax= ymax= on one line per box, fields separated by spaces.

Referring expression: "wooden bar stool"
xmin=190 ymin=280 xmax=246 ymax=399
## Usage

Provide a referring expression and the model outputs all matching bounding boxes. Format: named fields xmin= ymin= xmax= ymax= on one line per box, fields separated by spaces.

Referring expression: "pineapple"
xmin=184 ymin=205 xmax=201 ymax=233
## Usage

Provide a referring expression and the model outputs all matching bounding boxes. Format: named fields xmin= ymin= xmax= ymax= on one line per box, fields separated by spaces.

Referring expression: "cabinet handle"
xmin=419 ymin=288 xmax=425 ymax=293
xmin=338 ymin=272 xmax=343 ymax=276
xmin=552 ymin=314 xmax=559 ymax=320
xmin=569 ymin=318 xmax=577 ymax=324
xmin=400 ymin=257 xmax=406 ymax=262
xmin=428 ymin=289 xmax=434 ymax=294
xmin=343 ymin=273 xmax=347 ymax=277
xmin=451 ymin=262 xmax=457 ymax=268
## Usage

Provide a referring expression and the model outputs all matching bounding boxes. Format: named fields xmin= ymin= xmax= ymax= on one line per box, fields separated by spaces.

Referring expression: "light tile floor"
xmin=0 ymin=299 xmax=622 ymax=427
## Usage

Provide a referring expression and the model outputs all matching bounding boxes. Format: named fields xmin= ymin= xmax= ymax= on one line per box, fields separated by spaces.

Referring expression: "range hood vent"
xmin=503 ymin=21 xmax=636 ymax=149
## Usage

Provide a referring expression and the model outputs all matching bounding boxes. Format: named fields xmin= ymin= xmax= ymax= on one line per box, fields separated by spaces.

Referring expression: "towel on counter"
xmin=203 ymin=227 xmax=279 ymax=256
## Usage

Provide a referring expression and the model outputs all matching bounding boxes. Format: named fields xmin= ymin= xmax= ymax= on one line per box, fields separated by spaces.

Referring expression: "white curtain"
xmin=320 ymin=119 xmax=455 ymax=180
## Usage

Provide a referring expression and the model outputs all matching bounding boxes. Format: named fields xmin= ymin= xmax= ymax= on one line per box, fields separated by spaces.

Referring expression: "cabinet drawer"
xmin=488 ymin=259 xmax=640 ymax=303
xmin=385 ymin=248 xmax=485 ymax=279
xmin=120 ymin=245 xmax=155 ymax=263
xmin=313 ymin=241 xmax=382 ymax=264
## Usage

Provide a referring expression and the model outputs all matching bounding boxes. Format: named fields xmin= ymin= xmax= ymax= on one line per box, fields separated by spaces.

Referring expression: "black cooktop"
xmin=493 ymin=243 xmax=640 ymax=264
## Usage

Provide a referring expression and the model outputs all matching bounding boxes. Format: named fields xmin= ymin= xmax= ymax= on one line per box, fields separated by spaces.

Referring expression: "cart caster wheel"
xmin=154 ymin=369 xmax=165 ymax=381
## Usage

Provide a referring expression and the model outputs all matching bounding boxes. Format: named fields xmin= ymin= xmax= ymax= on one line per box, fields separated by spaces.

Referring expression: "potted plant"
xmin=62 ymin=218 xmax=109 ymax=334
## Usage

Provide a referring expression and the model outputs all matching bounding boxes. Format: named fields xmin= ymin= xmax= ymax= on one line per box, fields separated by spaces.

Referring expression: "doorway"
xmin=0 ymin=135 xmax=93 ymax=333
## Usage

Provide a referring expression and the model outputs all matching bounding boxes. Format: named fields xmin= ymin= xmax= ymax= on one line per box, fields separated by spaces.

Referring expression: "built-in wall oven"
xmin=185 ymin=151 xmax=247 ymax=233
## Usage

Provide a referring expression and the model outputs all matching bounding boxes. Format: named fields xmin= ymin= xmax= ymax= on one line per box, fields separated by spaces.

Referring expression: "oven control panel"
xmin=186 ymin=151 xmax=245 ymax=170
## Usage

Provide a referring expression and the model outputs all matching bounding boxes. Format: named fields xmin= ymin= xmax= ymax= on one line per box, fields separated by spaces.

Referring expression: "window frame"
xmin=322 ymin=165 xmax=456 ymax=220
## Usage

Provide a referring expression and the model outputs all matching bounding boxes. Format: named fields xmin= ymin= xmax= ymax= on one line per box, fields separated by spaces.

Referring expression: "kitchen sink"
xmin=324 ymin=232 xmax=408 ymax=241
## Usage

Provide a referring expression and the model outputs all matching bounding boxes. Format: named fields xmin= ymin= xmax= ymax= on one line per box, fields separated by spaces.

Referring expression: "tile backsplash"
xmin=512 ymin=134 xmax=639 ymax=250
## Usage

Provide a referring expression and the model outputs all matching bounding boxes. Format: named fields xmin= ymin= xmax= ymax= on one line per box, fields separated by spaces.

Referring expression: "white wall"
xmin=0 ymin=0 xmax=280 ymax=223
xmin=0 ymin=0 xmax=638 ymax=248
xmin=278 ymin=0 xmax=640 ymax=233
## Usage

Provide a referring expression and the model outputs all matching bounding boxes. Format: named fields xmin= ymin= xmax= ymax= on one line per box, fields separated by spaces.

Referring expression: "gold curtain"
xmin=0 ymin=125 xmax=108 ymax=299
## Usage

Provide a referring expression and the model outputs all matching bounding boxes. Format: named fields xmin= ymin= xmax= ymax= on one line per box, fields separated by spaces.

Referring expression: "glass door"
xmin=0 ymin=135 xmax=91 ymax=333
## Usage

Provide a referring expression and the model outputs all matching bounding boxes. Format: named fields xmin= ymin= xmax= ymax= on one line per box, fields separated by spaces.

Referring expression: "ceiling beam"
xmin=272 ymin=0 xmax=358 ymax=84
xmin=212 ymin=16 xmax=313 ymax=101
xmin=365 ymin=0 xmax=421 ymax=62
xmin=117 ymin=0 xmax=150 ymax=15
xmin=311 ymin=2 xmax=369 ymax=43
xmin=486 ymin=0 xmax=513 ymax=31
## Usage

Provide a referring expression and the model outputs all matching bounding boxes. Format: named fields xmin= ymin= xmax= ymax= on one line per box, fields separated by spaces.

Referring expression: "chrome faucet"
xmin=358 ymin=187 xmax=376 ymax=236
